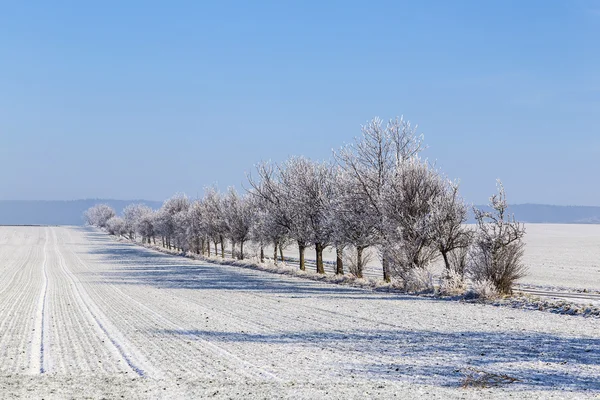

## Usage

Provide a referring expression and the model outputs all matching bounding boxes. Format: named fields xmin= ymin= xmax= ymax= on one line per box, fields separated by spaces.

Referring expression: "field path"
xmin=0 ymin=226 xmax=598 ymax=399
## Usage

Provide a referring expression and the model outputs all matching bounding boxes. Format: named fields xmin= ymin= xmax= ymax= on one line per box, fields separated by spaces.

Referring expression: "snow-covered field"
xmin=0 ymin=226 xmax=599 ymax=398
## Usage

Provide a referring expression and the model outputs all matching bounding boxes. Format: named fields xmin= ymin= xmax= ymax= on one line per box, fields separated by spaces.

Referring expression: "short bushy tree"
xmin=84 ymin=204 xmax=116 ymax=228
xmin=469 ymin=181 xmax=527 ymax=295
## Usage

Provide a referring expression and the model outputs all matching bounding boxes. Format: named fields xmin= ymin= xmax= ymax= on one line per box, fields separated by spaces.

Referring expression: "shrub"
xmin=468 ymin=181 xmax=526 ymax=295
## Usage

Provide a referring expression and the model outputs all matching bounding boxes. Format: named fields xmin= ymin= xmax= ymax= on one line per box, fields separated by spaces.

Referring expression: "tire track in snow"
xmin=29 ymin=227 xmax=49 ymax=374
xmin=0 ymin=232 xmax=40 ymax=373
xmin=49 ymin=228 xmax=147 ymax=377
xmin=64 ymin=229 xmax=281 ymax=382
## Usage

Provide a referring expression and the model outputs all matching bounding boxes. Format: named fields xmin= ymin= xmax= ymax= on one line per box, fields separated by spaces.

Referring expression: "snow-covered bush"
xmin=467 ymin=279 xmax=499 ymax=299
xmin=401 ymin=267 xmax=434 ymax=293
xmin=439 ymin=268 xmax=467 ymax=295
xmin=469 ymin=181 xmax=527 ymax=295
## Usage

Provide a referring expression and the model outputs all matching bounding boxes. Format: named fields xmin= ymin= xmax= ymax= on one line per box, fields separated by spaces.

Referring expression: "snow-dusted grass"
xmin=1 ymin=226 xmax=599 ymax=399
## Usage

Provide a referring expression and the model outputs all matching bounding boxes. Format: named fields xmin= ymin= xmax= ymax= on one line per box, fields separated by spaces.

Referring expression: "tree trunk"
xmin=207 ymin=239 xmax=211 ymax=256
xmin=260 ymin=246 xmax=264 ymax=263
xmin=298 ymin=242 xmax=306 ymax=271
xmin=273 ymin=241 xmax=278 ymax=265
xmin=315 ymin=243 xmax=325 ymax=274
xmin=279 ymin=245 xmax=284 ymax=262
xmin=356 ymin=246 xmax=365 ymax=279
xmin=336 ymin=246 xmax=344 ymax=275
xmin=162 ymin=237 xmax=165 ymax=247
xmin=232 ymin=239 xmax=236 ymax=259
xmin=382 ymin=250 xmax=391 ymax=282
xmin=240 ymin=241 xmax=244 ymax=260
xmin=153 ymin=236 xmax=156 ymax=245
xmin=201 ymin=238 xmax=205 ymax=255
xmin=214 ymin=241 xmax=218 ymax=255
xmin=220 ymin=235 xmax=225 ymax=258
xmin=441 ymin=249 xmax=451 ymax=277
xmin=195 ymin=236 xmax=200 ymax=254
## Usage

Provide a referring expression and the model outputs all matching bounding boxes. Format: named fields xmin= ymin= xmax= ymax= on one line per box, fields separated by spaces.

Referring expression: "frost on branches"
xmin=470 ymin=181 xmax=527 ymax=295
xmin=83 ymin=115 xmax=527 ymax=296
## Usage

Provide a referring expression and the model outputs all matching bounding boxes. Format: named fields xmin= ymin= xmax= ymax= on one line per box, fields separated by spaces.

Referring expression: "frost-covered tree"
xmin=172 ymin=210 xmax=191 ymax=252
xmin=123 ymin=204 xmax=152 ymax=240
xmin=469 ymin=180 xmax=527 ymax=294
xmin=136 ymin=209 xmax=157 ymax=244
xmin=249 ymin=157 xmax=334 ymax=273
xmin=427 ymin=180 xmax=472 ymax=276
xmin=329 ymin=168 xmax=379 ymax=277
xmin=106 ymin=216 xmax=126 ymax=236
xmin=380 ymin=158 xmax=446 ymax=283
xmin=203 ymin=187 xmax=227 ymax=257
xmin=156 ymin=193 xmax=190 ymax=250
xmin=187 ymin=200 xmax=205 ymax=254
xmin=83 ymin=204 xmax=116 ymax=228
xmin=249 ymin=160 xmax=311 ymax=270
xmin=249 ymin=192 xmax=289 ymax=264
xmin=335 ymin=117 xmax=424 ymax=281
xmin=286 ymin=157 xmax=335 ymax=274
xmin=222 ymin=188 xmax=255 ymax=260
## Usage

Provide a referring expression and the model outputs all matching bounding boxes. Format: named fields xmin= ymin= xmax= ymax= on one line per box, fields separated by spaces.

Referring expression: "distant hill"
xmin=0 ymin=200 xmax=598 ymax=226
xmin=0 ymin=200 xmax=162 ymax=226
xmin=469 ymin=204 xmax=600 ymax=224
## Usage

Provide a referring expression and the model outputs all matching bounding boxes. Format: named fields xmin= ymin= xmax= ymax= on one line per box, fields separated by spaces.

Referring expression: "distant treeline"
xmin=0 ymin=200 xmax=162 ymax=226
xmin=467 ymin=204 xmax=600 ymax=224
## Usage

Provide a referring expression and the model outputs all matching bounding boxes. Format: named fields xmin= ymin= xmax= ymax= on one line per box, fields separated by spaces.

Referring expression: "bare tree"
xmin=334 ymin=116 xmax=424 ymax=281
xmin=330 ymin=168 xmax=378 ymax=277
xmin=248 ymin=160 xmax=312 ymax=270
xmin=283 ymin=157 xmax=335 ymax=274
xmin=380 ymin=158 xmax=446 ymax=285
xmin=469 ymin=180 xmax=527 ymax=294
xmin=223 ymin=188 xmax=255 ymax=260
xmin=203 ymin=187 xmax=227 ymax=257
xmin=187 ymin=200 xmax=205 ymax=254
xmin=249 ymin=193 xmax=289 ymax=264
xmin=427 ymin=180 xmax=472 ymax=277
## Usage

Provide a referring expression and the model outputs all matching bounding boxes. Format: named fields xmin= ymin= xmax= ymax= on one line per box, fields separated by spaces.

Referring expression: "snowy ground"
xmin=0 ymin=226 xmax=599 ymax=398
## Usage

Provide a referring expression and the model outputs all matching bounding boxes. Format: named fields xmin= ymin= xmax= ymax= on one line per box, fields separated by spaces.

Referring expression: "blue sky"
xmin=1 ymin=1 xmax=598 ymax=205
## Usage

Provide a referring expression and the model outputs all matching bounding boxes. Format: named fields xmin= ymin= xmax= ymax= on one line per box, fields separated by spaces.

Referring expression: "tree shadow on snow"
xmin=77 ymin=231 xmax=414 ymax=298
xmin=156 ymin=327 xmax=600 ymax=392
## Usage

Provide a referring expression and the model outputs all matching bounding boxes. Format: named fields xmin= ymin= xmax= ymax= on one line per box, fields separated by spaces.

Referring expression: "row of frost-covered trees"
xmin=84 ymin=117 xmax=527 ymax=295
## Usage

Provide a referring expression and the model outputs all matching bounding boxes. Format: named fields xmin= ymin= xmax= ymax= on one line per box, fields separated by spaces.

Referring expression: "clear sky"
xmin=1 ymin=1 xmax=598 ymax=205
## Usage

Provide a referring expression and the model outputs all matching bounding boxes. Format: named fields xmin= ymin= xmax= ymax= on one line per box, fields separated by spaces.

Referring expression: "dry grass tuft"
xmin=461 ymin=368 xmax=520 ymax=388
